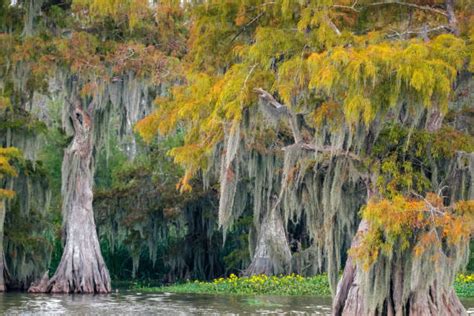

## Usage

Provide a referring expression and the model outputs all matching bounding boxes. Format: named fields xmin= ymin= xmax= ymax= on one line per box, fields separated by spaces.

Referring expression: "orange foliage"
xmin=351 ymin=194 xmax=474 ymax=270
xmin=313 ymin=101 xmax=344 ymax=129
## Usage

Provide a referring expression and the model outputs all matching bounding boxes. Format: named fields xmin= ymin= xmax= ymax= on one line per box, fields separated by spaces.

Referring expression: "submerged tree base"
xmin=334 ymin=196 xmax=473 ymax=316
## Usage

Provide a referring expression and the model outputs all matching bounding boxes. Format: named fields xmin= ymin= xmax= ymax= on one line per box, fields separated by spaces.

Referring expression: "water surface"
xmin=1 ymin=291 xmax=474 ymax=315
xmin=1 ymin=292 xmax=331 ymax=315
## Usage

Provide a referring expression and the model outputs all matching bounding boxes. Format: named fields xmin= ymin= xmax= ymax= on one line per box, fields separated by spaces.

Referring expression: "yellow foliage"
xmin=276 ymin=57 xmax=309 ymax=106
xmin=72 ymin=0 xmax=151 ymax=29
xmin=0 ymin=147 xmax=21 ymax=200
xmin=0 ymin=96 xmax=11 ymax=111
xmin=0 ymin=189 xmax=15 ymax=200
xmin=307 ymin=35 xmax=467 ymax=126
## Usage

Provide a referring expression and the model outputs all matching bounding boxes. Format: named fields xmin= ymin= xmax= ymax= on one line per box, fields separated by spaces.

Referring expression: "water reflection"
xmin=1 ymin=292 xmax=332 ymax=315
xmin=0 ymin=291 xmax=473 ymax=315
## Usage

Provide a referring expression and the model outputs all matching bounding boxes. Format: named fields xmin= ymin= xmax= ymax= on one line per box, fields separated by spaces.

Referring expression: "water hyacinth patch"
xmin=137 ymin=274 xmax=331 ymax=296
xmin=455 ymin=274 xmax=474 ymax=297
xmin=135 ymin=273 xmax=474 ymax=298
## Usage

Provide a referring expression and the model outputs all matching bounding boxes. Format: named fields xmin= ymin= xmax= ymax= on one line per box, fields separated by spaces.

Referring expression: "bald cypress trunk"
xmin=29 ymin=101 xmax=110 ymax=293
xmin=0 ymin=199 xmax=6 ymax=292
xmin=332 ymin=220 xmax=369 ymax=315
xmin=333 ymin=190 xmax=467 ymax=315
xmin=333 ymin=225 xmax=466 ymax=316
xmin=246 ymin=205 xmax=292 ymax=276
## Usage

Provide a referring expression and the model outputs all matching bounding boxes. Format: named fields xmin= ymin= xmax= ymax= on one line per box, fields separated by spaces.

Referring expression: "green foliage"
xmin=3 ymin=158 xmax=57 ymax=288
xmin=223 ymin=215 xmax=252 ymax=271
xmin=373 ymin=123 xmax=474 ymax=198
xmin=137 ymin=273 xmax=332 ymax=297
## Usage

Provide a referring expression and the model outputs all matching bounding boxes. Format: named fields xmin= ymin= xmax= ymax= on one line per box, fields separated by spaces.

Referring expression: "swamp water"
xmin=1 ymin=291 xmax=474 ymax=315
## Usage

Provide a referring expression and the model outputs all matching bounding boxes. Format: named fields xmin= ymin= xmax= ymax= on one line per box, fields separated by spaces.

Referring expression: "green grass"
xmin=134 ymin=273 xmax=474 ymax=298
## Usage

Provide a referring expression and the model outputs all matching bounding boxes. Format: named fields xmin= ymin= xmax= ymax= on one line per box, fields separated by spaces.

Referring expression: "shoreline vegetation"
xmin=132 ymin=273 xmax=474 ymax=298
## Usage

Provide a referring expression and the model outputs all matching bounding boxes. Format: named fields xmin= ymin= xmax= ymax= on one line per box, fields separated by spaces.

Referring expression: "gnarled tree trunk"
xmin=246 ymin=204 xmax=292 ymax=275
xmin=29 ymin=100 xmax=110 ymax=293
xmin=332 ymin=222 xmax=467 ymax=316
xmin=333 ymin=220 xmax=466 ymax=316
xmin=332 ymin=169 xmax=468 ymax=315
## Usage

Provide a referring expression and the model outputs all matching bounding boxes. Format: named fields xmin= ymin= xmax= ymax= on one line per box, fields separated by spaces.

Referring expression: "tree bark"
xmin=332 ymin=168 xmax=467 ymax=315
xmin=445 ymin=0 xmax=459 ymax=36
xmin=28 ymin=271 xmax=49 ymax=293
xmin=29 ymin=101 xmax=111 ymax=293
xmin=332 ymin=219 xmax=369 ymax=316
xmin=0 ymin=199 xmax=6 ymax=292
xmin=333 ymin=219 xmax=467 ymax=316
xmin=245 ymin=205 xmax=292 ymax=276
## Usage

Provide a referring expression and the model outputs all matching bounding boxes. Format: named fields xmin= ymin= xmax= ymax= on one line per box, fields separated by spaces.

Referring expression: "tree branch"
xmin=254 ymin=88 xmax=366 ymax=164
xmin=254 ymin=88 xmax=287 ymax=112
xmin=332 ymin=0 xmax=359 ymax=13
xmin=283 ymin=143 xmax=363 ymax=162
xmin=445 ymin=0 xmax=459 ymax=35
xmin=254 ymin=88 xmax=302 ymax=143
xmin=327 ymin=17 xmax=342 ymax=36
xmin=364 ymin=1 xmax=448 ymax=17
xmin=386 ymin=25 xmax=450 ymax=39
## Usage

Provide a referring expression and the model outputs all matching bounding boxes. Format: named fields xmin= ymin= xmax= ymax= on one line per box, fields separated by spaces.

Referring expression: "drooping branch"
xmin=254 ymin=88 xmax=364 ymax=164
xmin=363 ymin=1 xmax=448 ymax=18
xmin=283 ymin=143 xmax=363 ymax=163
xmin=254 ymin=88 xmax=302 ymax=143
xmin=332 ymin=1 xmax=359 ymax=13
xmin=387 ymin=25 xmax=451 ymax=39
xmin=333 ymin=0 xmax=461 ymax=36
xmin=326 ymin=17 xmax=342 ymax=36
xmin=254 ymin=88 xmax=290 ymax=115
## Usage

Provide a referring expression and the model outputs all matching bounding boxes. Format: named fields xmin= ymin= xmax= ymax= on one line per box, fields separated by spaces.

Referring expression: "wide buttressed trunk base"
xmin=29 ymin=101 xmax=110 ymax=294
xmin=333 ymin=261 xmax=466 ymax=316
xmin=44 ymin=193 xmax=111 ymax=294
xmin=245 ymin=207 xmax=292 ymax=276
xmin=333 ymin=220 xmax=467 ymax=316
xmin=0 ymin=253 xmax=6 ymax=292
